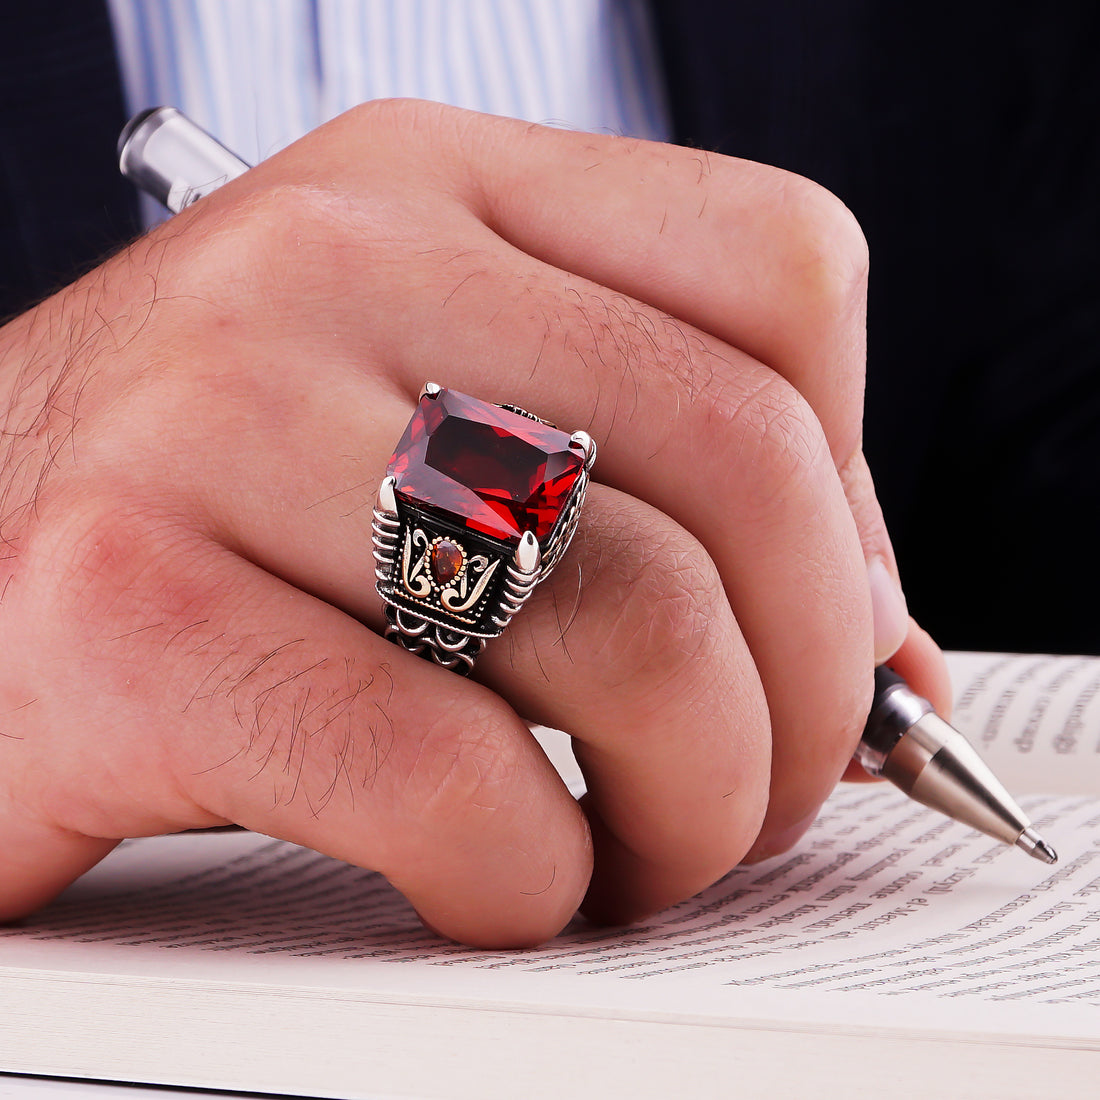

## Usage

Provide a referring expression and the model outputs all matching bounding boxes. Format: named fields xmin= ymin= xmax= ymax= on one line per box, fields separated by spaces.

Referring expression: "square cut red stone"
xmin=387 ymin=389 xmax=585 ymax=542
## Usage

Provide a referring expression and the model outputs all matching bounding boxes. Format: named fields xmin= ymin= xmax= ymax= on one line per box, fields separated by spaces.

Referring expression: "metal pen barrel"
xmin=118 ymin=106 xmax=250 ymax=214
xmin=860 ymin=666 xmax=1056 ymax=863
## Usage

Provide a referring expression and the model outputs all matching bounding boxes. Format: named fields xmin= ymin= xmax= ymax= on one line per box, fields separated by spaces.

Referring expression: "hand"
xmin=0 ymin=100 xmax=949 ymax=946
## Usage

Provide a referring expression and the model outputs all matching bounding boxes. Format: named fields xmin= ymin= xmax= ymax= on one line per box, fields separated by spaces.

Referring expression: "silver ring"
xmin=373 ymin=384 xmax=595 ymax=674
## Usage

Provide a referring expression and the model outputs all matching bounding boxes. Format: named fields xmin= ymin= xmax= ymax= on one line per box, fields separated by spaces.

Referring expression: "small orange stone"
xmin=431 ymin=540 xmax=463 ymax=585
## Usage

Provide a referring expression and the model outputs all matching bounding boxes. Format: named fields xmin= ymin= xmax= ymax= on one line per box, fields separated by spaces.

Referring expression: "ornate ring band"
xmin=373 ymin=384 xmax=596 ymax=674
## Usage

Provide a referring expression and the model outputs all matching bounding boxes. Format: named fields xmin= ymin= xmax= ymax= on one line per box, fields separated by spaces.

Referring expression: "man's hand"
xmin=0 ymin=101 xmax=949 ymax=946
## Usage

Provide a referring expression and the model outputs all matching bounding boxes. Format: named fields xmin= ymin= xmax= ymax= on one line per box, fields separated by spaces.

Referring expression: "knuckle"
xmin=409 ymin=698 xmax=521 ymax=823
xmin=344 ymin=95 xmax=452 ymax=140
xmin=39 ymin=495 xmax=145 ymax=621
xmin=24 ymin=484 xmax=230 ymax=688
xmin=768 ymin=172 xmax=869 ymax=318
xmin=706 ymin=373 xmax=833 ymax=513
xmin=702 ymin=155 xmax=869 ymax=315
xmin=338 ymin=98 xmax=481 ymax=191
xmin=583 ymin=510 xmax=725 ymax=693
xmin=200 ymin=183 xmax=353 ymax=292
xmin=152 ymin=181 xmax=389 ymax=324
xmin=45 ymin=494 xmax=210 ymax=653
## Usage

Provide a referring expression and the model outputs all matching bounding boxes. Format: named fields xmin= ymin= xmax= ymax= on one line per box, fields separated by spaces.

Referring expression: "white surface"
xmin=0 ymin=1076 xmax=408 ymax=1100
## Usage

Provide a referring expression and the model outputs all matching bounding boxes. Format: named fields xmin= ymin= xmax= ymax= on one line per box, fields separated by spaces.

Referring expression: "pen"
xmin=118 ymin=108 xmax=1058 ymax=866
xmin=860 ymin=665 xmax=1056 ymax=863
xmin=118 ymin=106 xmax=250 ymax=213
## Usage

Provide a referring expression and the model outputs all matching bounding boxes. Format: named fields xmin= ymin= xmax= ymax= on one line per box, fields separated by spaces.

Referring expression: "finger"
xmin=841 ymin=450 xmax=910 ymax=663
xmin=269 ymin=102 xmax=867 ymax=453
xmin=475 ymin=486 xmax=771 ymax=925
xmin=885 ymin=618 xmax=954 ymax=715
xmin=477 ymin=122 xmax=867 ymax=458
xmin=462 ymin=109 xmax=907 ymax=662
xmin=839 ymin=618 xmax=953 ymax=785
xmin=109 ymin=194 xmax=871 ymax=866
xmin=12 ymin=510 xmax=591 ymax=946
xmin=0 ymin=817 xmax=116 ymax=922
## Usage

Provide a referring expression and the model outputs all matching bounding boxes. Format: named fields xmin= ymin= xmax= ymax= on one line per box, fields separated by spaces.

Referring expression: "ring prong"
xmin=419 ymin=382 xmax=443 ymax=401
xmin=570 ymin=429 xmax=597 ymax=470
xmin=376 ymin=474 xmax=398 ymax=516
xmin=514 ymin=531 xmax=541 ymax=575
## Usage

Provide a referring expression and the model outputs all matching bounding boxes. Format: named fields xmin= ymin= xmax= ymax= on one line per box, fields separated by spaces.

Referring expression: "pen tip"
xmin=1016 ymin=827 xmax=1058 ymax=865
xmin=1034 ymin=840 xmax=1059 ymax=865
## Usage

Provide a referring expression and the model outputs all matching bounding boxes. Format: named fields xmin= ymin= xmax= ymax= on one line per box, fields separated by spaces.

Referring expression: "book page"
xmin=0 ymin=1077 xmax=269 ymax=1100
xmin=3 ymin=793 xmax=1098 ymax=1034
xmin=2 ymin=652 xmax=1098 ymax=1045
xmin=948 ymin=652 xmax=1100 ymax=792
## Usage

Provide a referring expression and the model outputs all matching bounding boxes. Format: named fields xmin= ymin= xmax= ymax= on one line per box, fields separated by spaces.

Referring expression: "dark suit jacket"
xmin=651 ymin=2 xmax=1100 ymax=655
xmin=3 ymin=1 xmax=1099 ymax=653
xmin=0 ymin=4 xmax=139 ymax=320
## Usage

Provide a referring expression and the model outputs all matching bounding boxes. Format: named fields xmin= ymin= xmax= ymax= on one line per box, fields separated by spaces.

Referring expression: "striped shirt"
xmin=106 ymin=0 xmax=670 ymax=173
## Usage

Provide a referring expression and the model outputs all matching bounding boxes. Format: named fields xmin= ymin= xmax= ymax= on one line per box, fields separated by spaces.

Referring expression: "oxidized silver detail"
xmin=383 ymin=607 xmax=487 ymax=674
xmin=371 ymin=476 xmax=401 ymax=587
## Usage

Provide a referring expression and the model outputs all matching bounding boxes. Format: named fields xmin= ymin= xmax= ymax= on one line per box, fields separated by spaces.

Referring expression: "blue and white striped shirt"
xmin=107 ymin=0 xmax=670 ymax=174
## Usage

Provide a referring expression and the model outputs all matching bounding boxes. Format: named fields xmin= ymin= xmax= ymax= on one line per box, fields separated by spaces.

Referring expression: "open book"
xmin=2 ymin=653 xmax=1099 ymax=1099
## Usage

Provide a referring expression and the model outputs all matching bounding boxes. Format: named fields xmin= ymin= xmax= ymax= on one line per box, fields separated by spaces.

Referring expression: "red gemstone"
xmin=430 ymin=539 xmax=463 ymax=584
xmin=387 ymin=389 xmax=585 ymax=542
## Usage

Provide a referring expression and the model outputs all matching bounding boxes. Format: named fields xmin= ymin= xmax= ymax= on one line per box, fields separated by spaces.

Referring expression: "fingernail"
xmin=744 ymin=811 xmax=817 ymax=864
xmin=867 ymin=558 xmax=908 ymax=664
